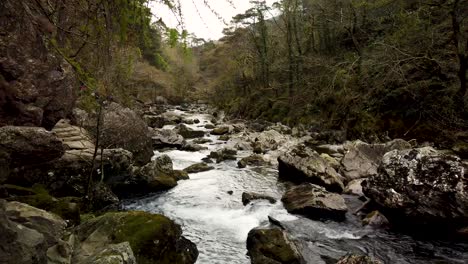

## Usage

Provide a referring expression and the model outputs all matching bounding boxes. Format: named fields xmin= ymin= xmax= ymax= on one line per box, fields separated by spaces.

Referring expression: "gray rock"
xmin=208 ymin=148 xmax=237 ymax=163
xmin=247 ymin=227 xmax=305 ymax=264
xmin=176 ymin=124 xmax=205 ymax=139
xmin=99 ymin=103 xmax=153 ymax=166
xmin=363 ymin=147 xmax=468 ymax=231
xmin=0 ymin=126 xmax=64 ymax=167
xmin=281 ymin=183 xmax=347 ymax=221
xmin=341 ymin=139 xmax=411 ymax=181
xmin=77 ymin=242 xmax=136 ymax=264
xmin=278 ymin=146 xmax=344 ymax=193
xmin=181 ymin=142 xmax=208 ymax=152
xmin=242 ymin=192 xmax=276 ymax=205
xmin=108 ymin=154 xmax=180 ymax=198
xmin=0 ymin=0 xmax=78 ymax=129
xmin=343 ymin=179 xmax=365 ymax=196
xmin=151 ymin=129 xmax=185 ymax=149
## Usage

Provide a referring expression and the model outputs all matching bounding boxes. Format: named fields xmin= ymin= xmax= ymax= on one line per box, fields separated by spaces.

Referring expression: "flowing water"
xmin=124 ymin=107 xmax=468 ymax=264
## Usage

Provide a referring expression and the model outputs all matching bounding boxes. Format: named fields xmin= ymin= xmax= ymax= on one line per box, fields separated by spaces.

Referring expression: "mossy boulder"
xmin=183 ymin=163 xmax=214 ymax=173
xmin=1 ymin=184 xmax=80 ymax=225
xmin=74 ymin=211 xmax=198 ymax=264
xmin=211 ymin=126 xmax=230 ymax=135
xmin=247 ymin=227 xmax=305 ymax=264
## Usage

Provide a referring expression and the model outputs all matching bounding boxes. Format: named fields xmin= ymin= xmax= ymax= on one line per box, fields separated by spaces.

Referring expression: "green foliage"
xmin=199 ymin=0 xmax=468 ymax=144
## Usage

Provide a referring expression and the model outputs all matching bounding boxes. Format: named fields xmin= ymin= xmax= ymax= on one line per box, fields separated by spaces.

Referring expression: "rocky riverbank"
xmin=1 ymin=99 xmax=468 ymax=263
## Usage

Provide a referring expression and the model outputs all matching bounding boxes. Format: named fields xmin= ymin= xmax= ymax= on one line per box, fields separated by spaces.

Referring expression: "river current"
xmin=124 ymin=107 xmax=468 ymax=264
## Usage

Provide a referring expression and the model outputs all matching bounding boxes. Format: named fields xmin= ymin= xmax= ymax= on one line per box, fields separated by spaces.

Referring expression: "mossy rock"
xmin=75 ymin=211 xmax=198 ymax=264
xmin=183 ymin=163 xmax=214 ymax=173
xmin=2 ymin=184 xmax=81 ymax=225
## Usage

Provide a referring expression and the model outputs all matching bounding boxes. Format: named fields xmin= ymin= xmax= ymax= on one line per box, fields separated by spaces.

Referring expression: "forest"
xmin=0 ymin=0 xmax=468 ymax=264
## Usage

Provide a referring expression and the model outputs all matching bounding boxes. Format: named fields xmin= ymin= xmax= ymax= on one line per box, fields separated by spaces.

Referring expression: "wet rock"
xmin=362 ymin=211 xmax=390 ymax=228
xmin=208 ymin=148 xmax=237 ymax=163
xmin=242 ymin=192 xmax=276 ymax=205
xmin=219 ymin=135 xmax=230 ymax=141
xmin=181 ymin=142 xmax=208 ymax=152
xmin=0 ymin=126 xmax=64 ymax=167
xmin=151 ymin=128 xmax=185 ymax=149
xmin=278 ymin=146 xmax=344 ymax=193
xmin=176 ymin=124 xmax=205 ymax=139
xmin=237 ymin=154 xmax=268 ymax=168
xmin=0 ymin=0 xmax=78 ymax=129
xmin=341 ymin=139 xmax=411 ymax=181
xmin=183 ymin=163 xmax=214 ymax=173
xmin=106 ymin=154 xmax=181 ymax=198
xmin=343 ymin=179 xmax=364 ymax=196
xmin=204 ymin=124 xmax=215 ymax=129
xmin=183 ymin=119 xmax=195 ymax=124
xmin=336 ymin=255 xmax=382 ymax=264
xmin=281 ymin=183 xmax=347 ymax=221
xmin=194 ymin=119 xmax=200 ymax=124
xmin=247 ymin=227 xmax=305 ymax=264
xmin=363 ymin=147 xmax=468 ymax=232
xmin=211 ymin=126 xmax=230 ymax=135
xmin=100 ymin=103 xmax=153 ymax=166
xmin=90 ymin=182 xmax=119 ymax=211
xmin=74 ymin=211 xmax=198 ymax=264
xmin=172 ymin=170 xmax=190 ymax=181
xmin=227 ymin=191 xmax=233 ymax=195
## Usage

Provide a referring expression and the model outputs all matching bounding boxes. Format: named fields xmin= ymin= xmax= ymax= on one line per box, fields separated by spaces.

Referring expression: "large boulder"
xmin=76 ymin=242 xmax=136 ymax=264
xmin=0 ymin=0 xmax=78 ymax=129
xmin=108 ymin=154 xmax=180 ymax=198
xmin=363 ymin=147 xmax=468 ymax=232
xmin=281 ymin=183 xmax=347 ymax=221
xmin=0 ymin=200 xmax=70 ymax=264
xmin=8 ymin=148 xmax=132 ymax=197
xmin=0 ymin=200 xmax=48 ymax=264
xmin=278 ymin=146 xmax=344 ymax=193
xmin=207 ymin=148 xmax=237 ymax=163
xmin=100 ymin=103 xmax=153 ymax=166
xmin=175 ymin=124 xmax=205 ymax=139
xmin=52 ymin=119 xmax=95 ymax=150
xmin=341 ymin=139 xmax=411 ymax=180
xmin=74 ymin=211 xmax=198 ymax=264
xmin=247 ymin=227 xmax=305 ymax=264
xmin=0 ymin=126 xmax=64 ymax=167
xmin=150 ymin=128 xmax=185 ymax=149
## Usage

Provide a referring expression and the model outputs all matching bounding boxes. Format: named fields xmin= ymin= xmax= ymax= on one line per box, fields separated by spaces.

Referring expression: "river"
xmin=124 ymin=106 xmax=468 ymax=264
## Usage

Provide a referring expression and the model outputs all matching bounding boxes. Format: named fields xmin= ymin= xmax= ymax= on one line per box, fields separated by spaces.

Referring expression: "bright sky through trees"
xmin=150 ymin=0 xmax=277 ymax=40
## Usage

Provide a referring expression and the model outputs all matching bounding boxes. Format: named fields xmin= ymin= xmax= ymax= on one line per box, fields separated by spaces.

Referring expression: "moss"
xmin=3 ymin=184 xmax=81 ymax=225
xmin=85 ymin=211 xmax=192 ymax=264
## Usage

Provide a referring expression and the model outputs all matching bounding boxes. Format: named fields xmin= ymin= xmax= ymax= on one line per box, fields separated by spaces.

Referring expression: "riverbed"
xmin=124 ymin=106 xmax=468 ymax=264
